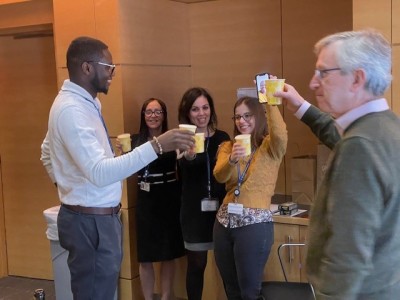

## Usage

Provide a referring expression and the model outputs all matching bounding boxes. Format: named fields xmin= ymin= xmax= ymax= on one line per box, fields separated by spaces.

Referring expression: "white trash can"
xmin=43 ymin=205 xmax=73 ymax=300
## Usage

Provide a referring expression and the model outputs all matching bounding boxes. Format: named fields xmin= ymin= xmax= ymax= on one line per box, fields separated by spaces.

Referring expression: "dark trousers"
xmin=58 ymin=205 xmax=123 ymax=300
xmin=213 ymin=220 xmax=274 ymax=300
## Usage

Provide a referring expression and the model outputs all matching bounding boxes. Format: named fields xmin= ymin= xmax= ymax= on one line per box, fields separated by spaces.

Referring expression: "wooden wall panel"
xmin=0 ymin=0 xmax=53 ymax=30
xmin=189 ymin=0 xmax=282 ymax=134
xmin=0 ymin=156 xmax=7 ymax=277
xmin=120 ymin=208 xmax=139 ymax=279
xmin=0 ymin=36 xmax=58 ymax=278
xmin=52 ymin=0 xmax=97 ymax=69
xmin=392 ymin=46 xmax=400 ymax=115
xmin=352 ymin=0 xmax=393 ymax=109
xmin=189 ymin=0 xmax=283 ymax=192
xmin=119 ymin=0 xmax=190 ymax=65
xmin=393 ymin=0 xmax=400 ymax=44
xmin=353 ymin=0 xmax=391 ymax=40
xmin=119 ymin=276 xmax=144 ymax=300
xmin=281 ymin=0 xmax=353 ymax=194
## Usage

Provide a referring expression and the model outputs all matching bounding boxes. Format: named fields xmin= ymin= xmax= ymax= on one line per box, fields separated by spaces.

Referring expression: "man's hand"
xmin=274 ymin=83 xmax=305 ymax=113
xmin=157 ymin=129 xmax=195 ymax=153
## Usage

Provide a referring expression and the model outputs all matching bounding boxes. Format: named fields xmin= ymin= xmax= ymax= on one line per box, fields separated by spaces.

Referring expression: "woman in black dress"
xmin=127 ymin=98 xmax=184 ymax=300
xmin=177 ymin=87 xmax=230 ymax=300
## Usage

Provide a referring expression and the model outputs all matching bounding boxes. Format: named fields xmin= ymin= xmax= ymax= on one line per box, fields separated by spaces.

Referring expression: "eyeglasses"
xmin=88 ymin=61 xmax=116 ymax=75
xmin=314 ymin=67 xmax=341 ymax=79
xmin=144 ymin=110 xmax=163 ymax=117
xmin=232 ymin=113 xmax=253 ymax=122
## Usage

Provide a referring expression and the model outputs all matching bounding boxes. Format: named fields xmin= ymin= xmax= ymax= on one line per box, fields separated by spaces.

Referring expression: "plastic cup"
xmin=235 ymin=134 xmax=251 ymax=156
xmin=194 ymin=133 xmax=205 ymax=153
xmin=117 ymin=133 xmax=131 ymax=152
xmin=179 ymin=124 xmax=197 ymax=133
xmin=265 ymin=79 xmax=285 ymax=105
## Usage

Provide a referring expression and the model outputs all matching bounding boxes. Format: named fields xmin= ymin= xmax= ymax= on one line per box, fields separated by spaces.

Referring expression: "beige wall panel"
xmin=120 ymin=208 xmax=139 ymax=279
xmin=53 ymin=0 xmax=121 ymax=65
xmin=0 ymin=36 xmax=58 ymax=278
xmin=0 ymin=0 xmax=53 ymax=29
xmin=189 ymin=0 xmax=284 ymax=192
xmin=392 ymin=46 xmax=400 ymax=115
xmin=52 ymin=0 xmax=97 ymax=68
xmin=189 ymin=0 xmax=282 ymax=136
xmin=281 ymin=0 xmax=352 ymax=195
xmin=119 ymin=0 xmax=190 ymax=65
xmin=353 ymin=0 xmax=391 ymax=41
xmin=119 ymin=276 xmax=144 ymax=300
xmin=0 ymin=157 xmax=7 ymax=277
xmin=94 ymin=0 xmax=122 ymax=63
xmin=394 ymin=0 xmax=400 ymax=44
xmin=121 ymin=66 xmax=192 ymax=134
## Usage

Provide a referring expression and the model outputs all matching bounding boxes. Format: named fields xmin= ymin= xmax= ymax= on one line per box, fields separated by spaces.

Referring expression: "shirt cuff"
xmin=294 ymin=101 xmax=311 ymax=120
xmin=140 ymin=141 xmax=158 ymax=162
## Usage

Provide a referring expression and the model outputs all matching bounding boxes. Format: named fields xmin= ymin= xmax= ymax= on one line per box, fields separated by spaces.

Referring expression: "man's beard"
xmin=92 ymin=72 xmax=109 ymax=95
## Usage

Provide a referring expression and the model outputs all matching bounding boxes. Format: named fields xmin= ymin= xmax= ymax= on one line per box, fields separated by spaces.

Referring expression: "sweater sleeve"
xmin=301 ymin=105 xmax=340 ymax=150
xmin=213 ymin=141 xmax=234 ymax=183
xmin=263 ymin=105 xmax=288 ymax=159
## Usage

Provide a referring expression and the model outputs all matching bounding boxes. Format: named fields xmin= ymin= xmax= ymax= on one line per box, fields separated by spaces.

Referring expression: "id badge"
xmin=227 ymin=203 xmax=244 ymax=215
xmin=201 ymin=198 xmax=219 ymax=212
xmin=140 ymin=181 xmax=150 ymax=192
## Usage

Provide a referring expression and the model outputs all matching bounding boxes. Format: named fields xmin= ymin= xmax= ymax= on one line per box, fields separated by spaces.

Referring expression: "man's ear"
xmin=351 ymin=68 xmax=366 ymax=91
xmin=81 ymin=61 xmax=92 ymax=75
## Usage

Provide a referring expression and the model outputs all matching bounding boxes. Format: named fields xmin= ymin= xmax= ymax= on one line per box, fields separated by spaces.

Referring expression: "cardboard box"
xmin=291 ymin=155 xmax=316 ymax=205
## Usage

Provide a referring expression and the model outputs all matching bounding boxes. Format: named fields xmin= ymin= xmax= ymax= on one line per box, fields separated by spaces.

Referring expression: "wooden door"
xmin=0 ymin=155 xmax=7 ymax=277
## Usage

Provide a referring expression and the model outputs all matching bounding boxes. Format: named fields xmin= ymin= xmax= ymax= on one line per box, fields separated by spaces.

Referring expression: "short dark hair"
xmin=135 ymin=98 xmax=168 ymax=147
xmin=178 ymin=87 xmax=218 ymax=130
xmin=233 ymin=97 xmax=268 ymax=149
xmin=66 ymin=36 xmax=108 ymax=73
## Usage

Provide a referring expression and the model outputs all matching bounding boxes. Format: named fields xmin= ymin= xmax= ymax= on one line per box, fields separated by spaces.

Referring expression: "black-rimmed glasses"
xmin=144 ymin=110 xmax=163 ymax=117
xmin=232 ymin=113 xmax=253 ymax=122
xmin=315 ymin=68 xmax=341 ymax=79
xmin=88 ymin=61 xmax=116 ymax=75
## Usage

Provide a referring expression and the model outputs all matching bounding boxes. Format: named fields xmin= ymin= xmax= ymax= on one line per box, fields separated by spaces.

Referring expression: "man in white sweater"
xmin=40 ymin=36 xmax=194 ymax=300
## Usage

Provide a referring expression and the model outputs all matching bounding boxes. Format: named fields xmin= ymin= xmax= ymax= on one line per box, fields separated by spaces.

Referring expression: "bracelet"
xmin=152 ymin=136 xmax=163 ymax=155
xmin=228 ymin=155 xmax=238 ymax=166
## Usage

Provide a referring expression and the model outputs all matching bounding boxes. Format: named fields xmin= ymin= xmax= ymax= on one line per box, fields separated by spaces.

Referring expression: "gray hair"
xmin=314 ymin=29 xmax=392 ymax=96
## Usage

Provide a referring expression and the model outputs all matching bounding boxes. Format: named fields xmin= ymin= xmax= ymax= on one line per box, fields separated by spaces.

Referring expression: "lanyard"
xmin=85 ymin=98 xmax=115 ymax=156
xmin=234 ymin=150 xmax=255 ymax=200
xmin=205 ymin=128 xmax=211 ymax=198
xmin=143 ymin=165 xmax=149 ymax=182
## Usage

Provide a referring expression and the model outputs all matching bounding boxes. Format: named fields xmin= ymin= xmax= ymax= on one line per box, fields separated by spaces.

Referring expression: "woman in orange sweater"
xmin=213 ymin=96 xmax=287 ymax=299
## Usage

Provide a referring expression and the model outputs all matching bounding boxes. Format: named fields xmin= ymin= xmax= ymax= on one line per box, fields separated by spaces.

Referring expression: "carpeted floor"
xmin=0 ymin=276 xmax=55 ymax=300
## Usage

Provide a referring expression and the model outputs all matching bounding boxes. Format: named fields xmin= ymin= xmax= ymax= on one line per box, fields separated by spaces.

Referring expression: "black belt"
xmin=62 ymin=203 xmax=121 ymax=215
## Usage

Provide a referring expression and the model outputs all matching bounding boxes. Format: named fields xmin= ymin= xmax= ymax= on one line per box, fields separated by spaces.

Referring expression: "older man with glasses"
xmin=276 ymin=29 xmax=400 ymax=300
xmin=40 ymin=36 xmax=194 ymax=300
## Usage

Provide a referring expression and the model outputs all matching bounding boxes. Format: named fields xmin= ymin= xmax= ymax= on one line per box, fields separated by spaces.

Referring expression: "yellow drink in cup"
xmin=117 ymin=133 xmax=131 ymax=152
xmin=265 ymin=79 xmax=285 ymax=105
xmin=194 ymin=133 xmax=205 ymax=153
xmin=235 ymin=134 xmax=251 ymax=156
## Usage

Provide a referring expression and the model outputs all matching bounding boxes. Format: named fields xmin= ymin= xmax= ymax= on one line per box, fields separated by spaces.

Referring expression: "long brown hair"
xmin=233 ymin=97 xmax=268 ymax=149
xmin=178 ymin=87 xmax=218 ymax=131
